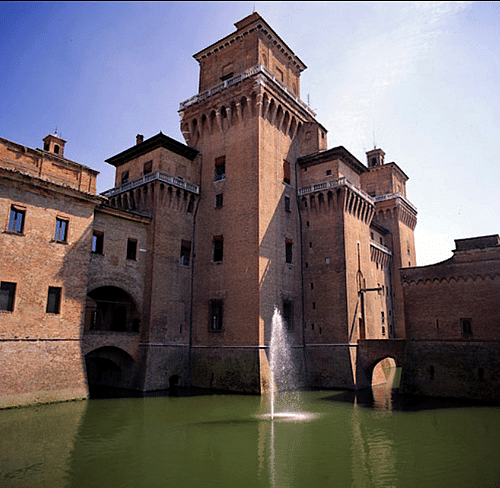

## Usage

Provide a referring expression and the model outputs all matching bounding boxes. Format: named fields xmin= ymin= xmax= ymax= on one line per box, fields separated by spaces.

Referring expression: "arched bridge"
xmin=356 ymin=339 xmax=406 ymax=389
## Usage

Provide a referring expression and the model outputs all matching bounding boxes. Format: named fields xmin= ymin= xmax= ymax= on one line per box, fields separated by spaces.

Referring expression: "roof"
xmin=105 ymin=132 xmax=198 ymax=167
xmin=297 ymin=146 xmax=368 ymax=175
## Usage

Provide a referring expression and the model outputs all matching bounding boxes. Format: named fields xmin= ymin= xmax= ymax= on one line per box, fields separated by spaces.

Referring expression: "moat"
xmin=1 ymin=388 xmax=499 ymax=488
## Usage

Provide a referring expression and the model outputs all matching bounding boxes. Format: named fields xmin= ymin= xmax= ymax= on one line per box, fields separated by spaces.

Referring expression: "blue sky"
xmin=1 ymin=1 xmax=499 ymax=265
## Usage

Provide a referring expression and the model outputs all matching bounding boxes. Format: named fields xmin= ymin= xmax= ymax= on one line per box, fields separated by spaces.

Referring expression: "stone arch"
xmin=327 ymin=191 xmax=334 ymax=210
xmin=282 ymin=110 xmax=290 ymax=134
xmin=190 ymin=118 xmax=199 ymax=145
xmin=219 ymin=105 xmax=228 ymax=131
xmin=310 ymin=195 xmax=316 ymax=210
xmin=209 ymin=110 xmax=217 ymax=134
xmin=274 ymin=104 xmax=283 ymax=128
xmin=230 ymin=101 xmax=238 ymax=125
xmin=85 ymin=286 xmax=141 ymax=333
xmin=85 ymin=346 xmax=135 ymax=390
xmin=181 ymin=121 xmax=190 ymax=145
xmin=318 ymin=192 xmax=325 ymax=210
xmin=288 ymin=117 xmax=297 ymax=139
xmin=201 ymin=114 xmax=207 ymax=136
xmin=267 ymin=99 xmax=276 ymax=123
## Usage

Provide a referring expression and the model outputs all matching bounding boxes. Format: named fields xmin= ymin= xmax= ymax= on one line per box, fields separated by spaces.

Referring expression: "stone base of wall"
xmin=400 ymin=341 xmax=500 ymax=402
xmin=305 ymin=345 xmax=357 ymax=389
xmin=141 ymin=344 xmax=190 ymax=391
xmin=0 ymin=341 xmax=88 ymax=409
xmin=190 ymin=347 xmax=262 ymax=393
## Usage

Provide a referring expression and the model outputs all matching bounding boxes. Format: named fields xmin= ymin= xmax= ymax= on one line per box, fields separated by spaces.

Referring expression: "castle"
xmin=1 ymin=13 xmax=499 ymax=408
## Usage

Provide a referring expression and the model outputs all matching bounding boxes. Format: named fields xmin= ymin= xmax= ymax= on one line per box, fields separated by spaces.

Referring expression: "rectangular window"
xmin=210 ymin=299 xmax=224 ymax=331
xmin=283 ymin=300 xmax=294 ymax=331
xmin=127 ymin=238 xmax=137 ymax=260
xmin=461 ymin=318 xmax=472 ymax=339
xmin=46 ymin=286 xmax=62 ymax=314
xmin=180 ymin=240 xmax=191 ymax=266
xmin=143 ymin=160 xmax=152 ymax=175
xmin=283 ymin=160 xmax=291 ymax=185
xmin=215 ymin=193 xmax=224 ymax=209
xmin=0 ymin=282 xmax=16 ymax=312
xmin=285 ymin=238 xmax=293 ymax=264
xmin=8 ymin=206 xmax=25 ymax=234
xmin=214 ymin=156 xmax=226 ymax=181
xmin=54 ymin=218 xmax=68 ymax=242
xmin=213 ymin=235 xmax=223 ymax=262
xmin=121 ymin=171 xmax=129 ymax=184
xmin=92 ymin=231 xmax=104 ymax=254
xmin=284 ymin=196 xmax=291 ymax=212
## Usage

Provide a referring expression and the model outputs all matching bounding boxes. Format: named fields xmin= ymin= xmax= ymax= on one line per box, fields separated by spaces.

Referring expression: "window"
xmin=215 ymin=193 xmax=224 ymax=208
xmin=180 ymin=240 xmax=191 ymax=266
xmin=283 ymin=300 xmax=294 ymax=331
xmin=213 ymin=235 xmax=223 ymax=262
xmin=285 ymin=238 xmax=293 ymax=264
xmin=283 ymin=160 xmax=291 ymax=185
xmin=127 ymin=238 xmax=137 ymax=260
xmin=8 ymin=206 xmax=25 ymax=234
xmin=210 ymin=299 xmax=223 ymax=331
xmin=121 ymin=171 xmax=129 ymax=184
xmin=326 ymin=169 xmax=332 ymax=176
xmin=54 ymin=218 xmax=68 ymax=242
xmin=92 ymin=231 xmax=104 ymax=254
xmin=214 ymin=156 xmax=226 ymax=181
xmin=187 ymin=196 xmax=195 ymax=213
xmin=220 ymin=72 xmax=233 ymax=82
xmin=461 ymin=318 xmax=472 ymax=339
xmin=0 ymin=282 xmax=16 ymax=312
xmin=46 ymin=286 xmax=62 ymax=314
xmin=143 ymin=160 xmax=152 ymax=175
xmin=284 ymin=196 xmax=291 ymax=212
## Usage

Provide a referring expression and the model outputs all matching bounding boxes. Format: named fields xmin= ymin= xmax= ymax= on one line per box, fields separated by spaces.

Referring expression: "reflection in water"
xmin=0 ymin=400 xmax=86 ymax=488
xmin=1 ymin=391 xmax=499 ymax=488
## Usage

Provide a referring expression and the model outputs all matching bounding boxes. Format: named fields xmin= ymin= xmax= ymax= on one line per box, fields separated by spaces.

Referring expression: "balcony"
xmin=101 ymin=171 xmax=199 ymax=198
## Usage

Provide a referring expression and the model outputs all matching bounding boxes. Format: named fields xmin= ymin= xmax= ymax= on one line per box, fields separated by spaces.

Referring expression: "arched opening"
xmin=372 ymin=357 xmax=399 ymax=388
xmin=85 ymin=286 xmax=140 ymax=333
xmin=85 ymin=346 xmax=135 ymax=394
xmin=370 ymin=357 xmax=401 ymax=410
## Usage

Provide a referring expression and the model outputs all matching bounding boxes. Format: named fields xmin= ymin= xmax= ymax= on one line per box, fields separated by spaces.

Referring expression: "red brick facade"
xmin=1 ymin=13 xmax=498 ymax=407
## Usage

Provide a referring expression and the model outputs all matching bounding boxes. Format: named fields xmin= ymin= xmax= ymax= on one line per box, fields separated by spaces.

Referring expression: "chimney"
xmin=136 ymin=134 xmax=144 ymax=145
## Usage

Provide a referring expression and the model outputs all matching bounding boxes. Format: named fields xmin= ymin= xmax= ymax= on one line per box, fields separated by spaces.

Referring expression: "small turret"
xmin=366 ymin=148 xmax=385 ymax=168
xmin=43 ymin=132 xmax=66 ymax=157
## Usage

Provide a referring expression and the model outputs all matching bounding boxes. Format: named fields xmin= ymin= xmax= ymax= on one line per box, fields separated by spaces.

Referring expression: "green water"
xmin=1 ymin=389 xmax=499 ymax=488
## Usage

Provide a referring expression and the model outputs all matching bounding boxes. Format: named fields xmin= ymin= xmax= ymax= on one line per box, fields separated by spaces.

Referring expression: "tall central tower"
xmin=179 ymin=13 xmax=327 ymax=392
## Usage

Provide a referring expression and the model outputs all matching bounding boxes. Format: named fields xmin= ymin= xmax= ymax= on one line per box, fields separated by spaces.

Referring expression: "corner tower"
xmin=179 ymin=13 xmax=326 ymax=393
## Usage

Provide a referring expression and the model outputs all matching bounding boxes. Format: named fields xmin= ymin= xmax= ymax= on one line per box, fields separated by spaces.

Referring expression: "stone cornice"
xmin=0 ymin=165 xmax=104 ymax=206
xmin=193 ymin=12 xmax=307 ymax=73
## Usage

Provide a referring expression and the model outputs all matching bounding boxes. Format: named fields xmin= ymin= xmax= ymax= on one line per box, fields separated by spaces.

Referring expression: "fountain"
xmin=261 ymin=308 xmax=314 ymax=422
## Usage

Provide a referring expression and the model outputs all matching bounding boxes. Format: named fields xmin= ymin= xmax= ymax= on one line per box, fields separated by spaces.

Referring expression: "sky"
xmin=1 ymin=1 xmax=499 ymax=266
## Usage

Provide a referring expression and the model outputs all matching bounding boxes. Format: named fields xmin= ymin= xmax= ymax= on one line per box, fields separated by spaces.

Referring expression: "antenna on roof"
xmin=372 ymin=130 xmax=377 ymax=149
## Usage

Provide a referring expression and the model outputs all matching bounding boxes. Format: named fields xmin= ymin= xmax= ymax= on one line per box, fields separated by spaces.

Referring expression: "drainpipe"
xmin=294 ymin=157 xmax=308 ymax=383
xmin=188 ymin=153 xmax=203 ymax=388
